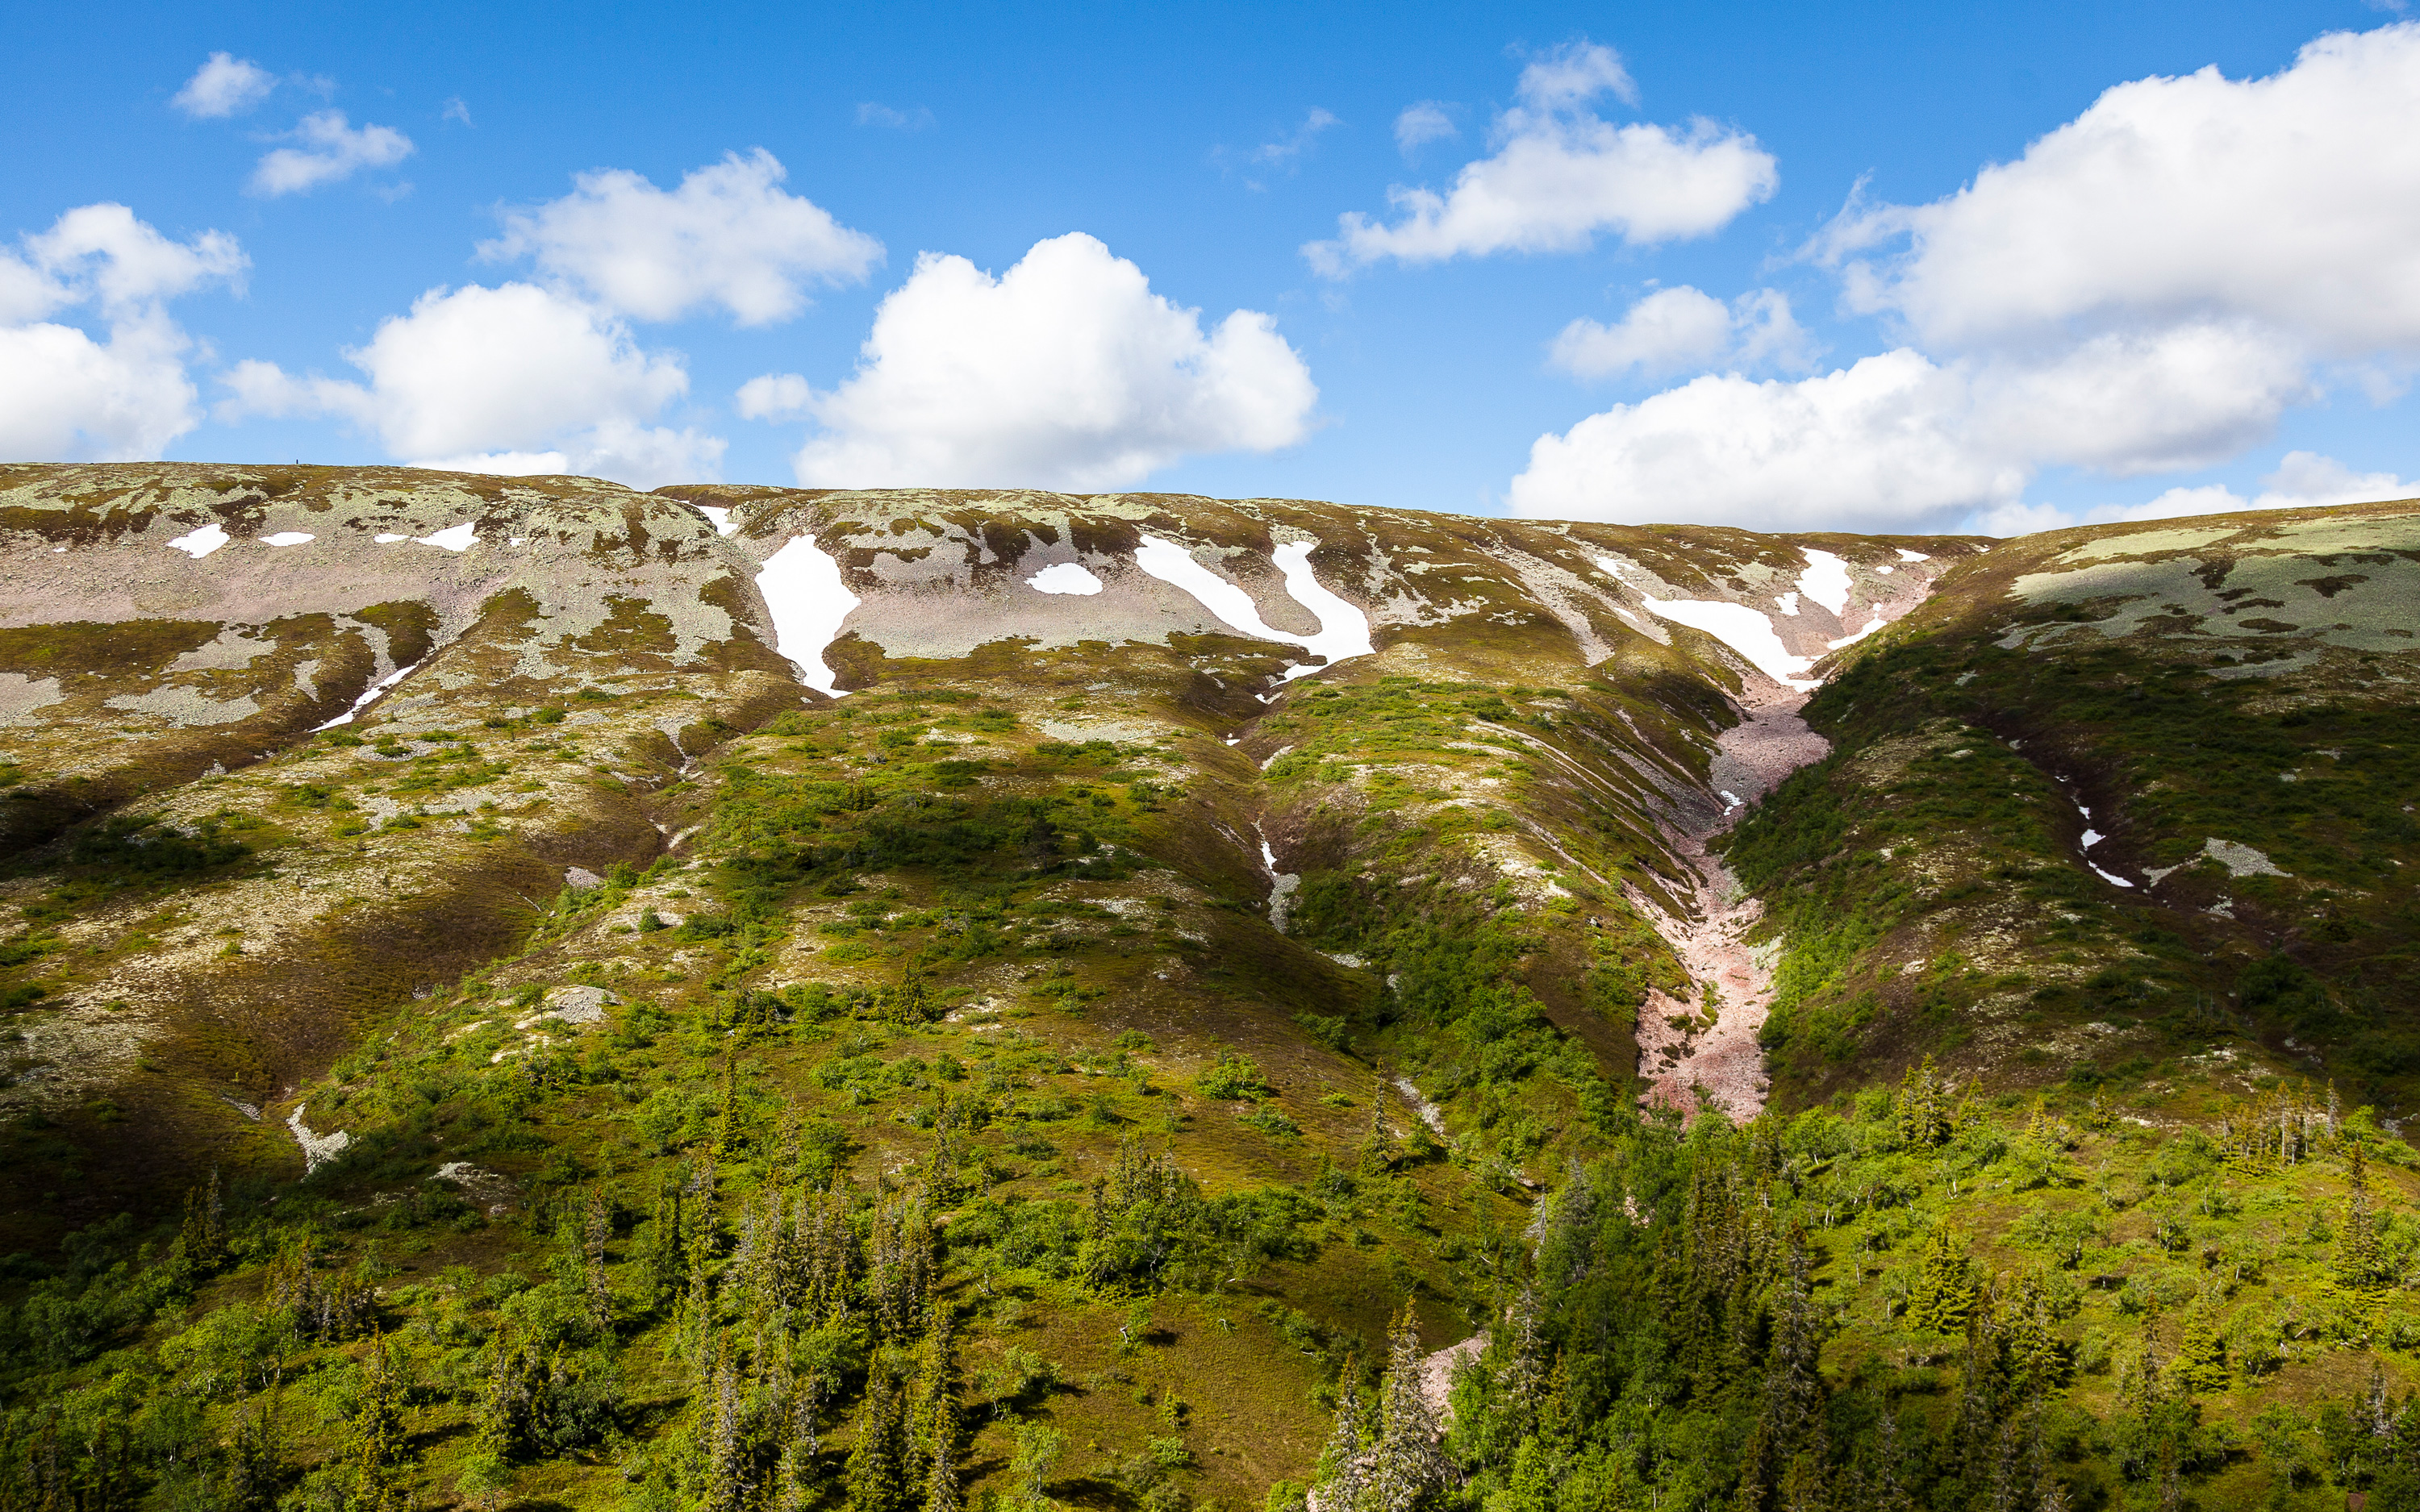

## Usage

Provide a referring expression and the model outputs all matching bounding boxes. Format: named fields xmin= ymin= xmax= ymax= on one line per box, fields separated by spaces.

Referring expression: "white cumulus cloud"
xmin=1826 ymin=23 xmax=2420 ymax=357
xmin=1511 ymin=326 xmax=2322 ymax=531
xmin=783 ymin=232 xmax=1316 ymax=490
xmin=1515 ymin=23 xmax=2420 ymax=533
xmin=0 ymin=203 xmax=246 ymax=461
xmin=1550 ymin=285 xmax=1813 ymax=379
xmin=172 ymin=52 xmax=275 ymax=119
xmin=219 ymin=281 xmax=720 ymax=489
xmin=735 ymin=373 xmax=812 ymax=421
xmin=482 ymin=149 xmax=882 ymax=325
xmin=248 ymin=110 xmax=414 ymax=197
xmin=1306 ymin=41 xmax=1775 ymax=274
xmin=1510 ymin=350 xmax=2022 ymax=532
xmin=1980 ymin=451 xmax=2420 ymax=535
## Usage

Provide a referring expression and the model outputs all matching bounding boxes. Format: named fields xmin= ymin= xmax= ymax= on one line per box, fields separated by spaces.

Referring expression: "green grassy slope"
xmin=0 ymin=475 xmax=2414 ymax=1512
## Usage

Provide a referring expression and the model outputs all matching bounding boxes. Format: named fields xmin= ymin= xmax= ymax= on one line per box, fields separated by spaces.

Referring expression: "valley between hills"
xmin=1 ymin=463 xmax=2417 ymax=1512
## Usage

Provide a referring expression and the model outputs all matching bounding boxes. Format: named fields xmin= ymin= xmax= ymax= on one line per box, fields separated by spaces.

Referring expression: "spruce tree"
xmin=346 ymin=1329 xmax=407 ymax=1512
xmin=648 ymin=1180 xmax=685 ymax=1308
xmin=180 ymin=1167 xmax=228 ymax=1268
xmin=1776 ymin=1450 xmax=1832 ymax=1512
xmin=1869 ymin=1406 xmax=1914 ymax=1512
xmin=846 ymin=1364 xmax=908 ymax=1512
xmin=714 ymin=1041 xmax=741 ymax=1156
xmin=582 ymin=1184 xmax=615 ymax=1332
xmin=1314 ymin=1356 xmax=1369 ymax=1512
xmin=2170 ymin=1302 xmax=2228 ymax=1394
xmin=923 ymin=1433 xmax=962 ymax=1512
xmin=703 ymin=1341 xmax=749 ymax=1512
xmin=2335 ymin=1142 xmax=2384 ymax=1292
xmin=1364 ymin=1303 xmax=1447 ymax=1511
xmin=1909 ymin=1224 xmax=1975 ymax=1334
xmin=221 ymin=1387 xmax=282 ymax=1512
xmin=908 ymin=1302 xmax=958 ymax=1477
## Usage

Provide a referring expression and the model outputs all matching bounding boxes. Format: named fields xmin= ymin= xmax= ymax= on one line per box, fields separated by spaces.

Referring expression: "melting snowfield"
xmin=1136 ymin=534 xmax=1375 ymax=681
xmin=757 ymin=535 xmax=862 ymax=697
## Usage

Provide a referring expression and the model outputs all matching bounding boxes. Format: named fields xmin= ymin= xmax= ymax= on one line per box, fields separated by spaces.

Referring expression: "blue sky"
xmin=4 ymin=0 xmax=2415 ymax=533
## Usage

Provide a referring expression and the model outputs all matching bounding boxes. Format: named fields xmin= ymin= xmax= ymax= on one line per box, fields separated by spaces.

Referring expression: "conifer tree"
xmin=908 ymin=1302 xmax=958 ymax=1477
xmin=1498 ymin=1288 xmax=1546 ymax=1436
xmin=647 ymin=1179 xmax=685 ymax=1307
xmin=1896 ymin=1057 xmax=1955 ymax=1149
xmin=1776 ymin=1450 xmax=1832 ymax=1512
xmin=2170 ymin=1301 xmax=2228 ymax=1394
xmin=923 ymin=1431 xmax=962 ymax=1512
xmin=1869 ymin=1406 xmax=1914 ymax=1512
xmin=582 ymin=1184 xmax=615 ymax=1332
xmin=772 ymin=1356 xmax=824 ymax=1512
xmin=1314 ymin=1356 xmax=1369 ymax=1512
xmin=714 ymin=1041 xmax=741 ymax=1156
xmin=1909 ymin=1224 xmax=1976 ymax=1333
xmin=1360 ymin=1068 xmax=1397 ymax=1173
xmin=1364 ymin=1303 xmax=1447 ymax=1511
xmin=703 ymin=1340 xmax=750 ymax=1512
xmin=2334 ymin=1142 xmax=2383 ymax=1292
xmin=346 ymin=1329 xmax=407 ymax=1512
xmin=181 ymin=1167 xmax=227 ymax=1268
xmin=846 ymin=1364 xmax=908 ymax=1512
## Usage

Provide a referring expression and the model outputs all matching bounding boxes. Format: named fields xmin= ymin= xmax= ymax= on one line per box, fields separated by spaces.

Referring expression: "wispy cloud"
xmin=855 ymin=102 xmax=936 ymax=131
xmin=1214 ymin=108 xmax=1341 ymax=190
xmin=248 ymin=110 xmax=415 ymax=197
xmin=1393 ymin=102 xmax=1457 ymax=157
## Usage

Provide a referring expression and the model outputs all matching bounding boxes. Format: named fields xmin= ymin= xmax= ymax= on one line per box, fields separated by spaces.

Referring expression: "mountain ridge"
xmin=0 ymin=463 xmax=2415 ymax=1512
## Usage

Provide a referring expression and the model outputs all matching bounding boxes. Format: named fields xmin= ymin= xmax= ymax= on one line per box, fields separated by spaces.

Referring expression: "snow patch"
xmin=287 ymin=1104 xmax=351 ymax=1174
xmin=1796 ymin=548 xmax=1853 ymax=616
xmin=1610 ymin=586 xmax=1817 ymax=689
xmin=2089 ymin=863 xmax=2136 ymax=889
xmin=1896 ymin=548 xmax=1930 ymax=563
xmin=315 ymin=660 xmax=423 ymax=730
xmin=1133 ymin=535 xmax=1373 ymax=681
xmin=696 ymin=505 xmax=738 ymax=537
xmin=757 ymin=534 xmax=862 ymax=698
xmin=259 ymin=531 xmax=315 ymax=547
xmin=1271 ymin=539 xmax=1376 ymax=680
xmin=415 ymin=523 xmax=478 ymax=552
xmin=1826 ymin=614 xmax=1888 ymax=649
xmin=373 ymin=532 xmax=409 ymax=544
xmin=1774 ymin=591 xmax=1800 ymax=615
xmin=167 ymin=522 xmax=228 ymax=558
xmin=1025 ymin=562 xmax=1104 ymax=595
